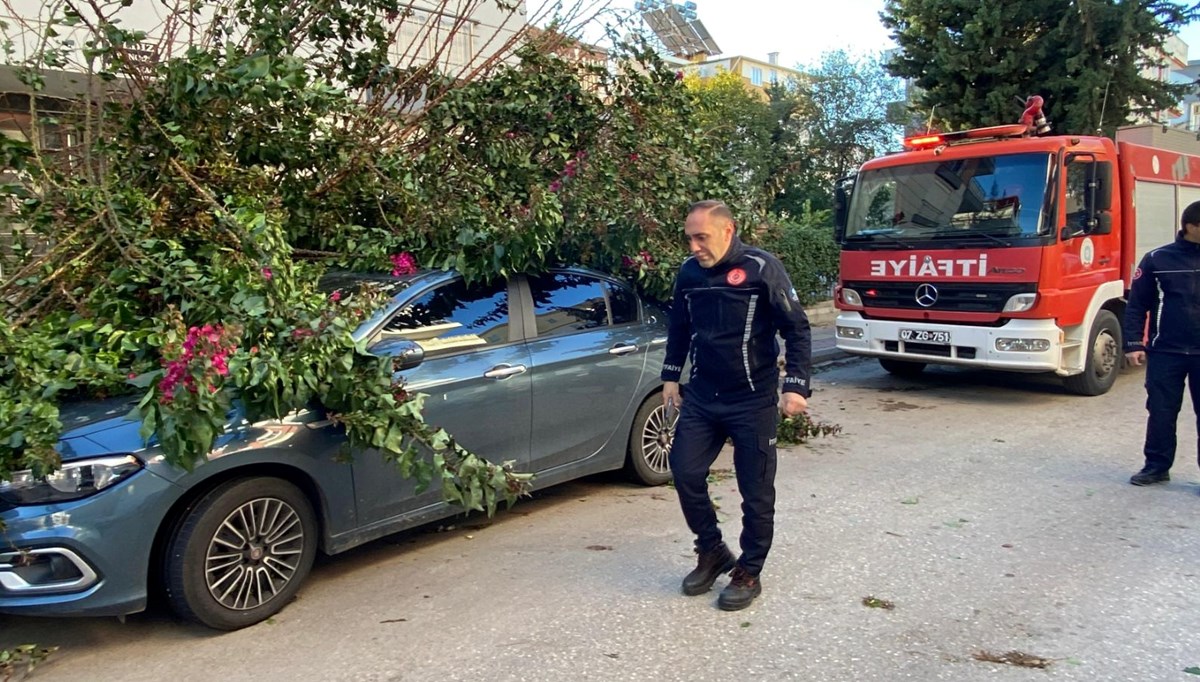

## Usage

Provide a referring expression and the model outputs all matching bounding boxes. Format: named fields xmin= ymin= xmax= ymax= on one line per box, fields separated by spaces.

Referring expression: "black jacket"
xmin=1123 ymin=236 xmax=1200 ymax=355
xmin=661 ymin=236 xmax=812 ymax=401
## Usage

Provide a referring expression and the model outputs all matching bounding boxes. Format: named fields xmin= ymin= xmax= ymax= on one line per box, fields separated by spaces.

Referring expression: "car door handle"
xmin=483 ymin=364 xmax=527 ymax=379
xmin=609 ymin=344 xmax=639 ymax=356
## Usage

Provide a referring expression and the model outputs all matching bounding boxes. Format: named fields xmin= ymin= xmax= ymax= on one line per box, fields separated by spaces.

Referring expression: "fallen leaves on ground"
xmin=972 ymin=650 xmax=1052 ymax=669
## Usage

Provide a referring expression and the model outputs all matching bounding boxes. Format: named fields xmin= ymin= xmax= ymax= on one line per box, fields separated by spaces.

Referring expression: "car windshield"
xmin=846 ymin=152 xmax=1054 ymax=244
xmin=318 ymin=272 xmax=418 ymax=339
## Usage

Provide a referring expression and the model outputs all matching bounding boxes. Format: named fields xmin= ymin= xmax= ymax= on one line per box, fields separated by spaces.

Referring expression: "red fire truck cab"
xmin=831 ymin=108 xmax=1200 ymax=395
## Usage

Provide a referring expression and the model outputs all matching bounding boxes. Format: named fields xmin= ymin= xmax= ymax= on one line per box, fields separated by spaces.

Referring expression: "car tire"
xmin=164 ymin=477 xmax=317 ymax=630
xmin=879 ymin=358 xmax=927 ymax=377
xmin=625 ymin=396 xmax=675 ymax=486
xmin=1063 ymin=309 xmax=1121 ymax=396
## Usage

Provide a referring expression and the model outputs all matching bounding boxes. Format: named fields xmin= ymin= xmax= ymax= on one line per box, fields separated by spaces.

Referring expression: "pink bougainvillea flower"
xmin=127 ymin=372 xmax=137 ymax=380
xmin=628 ymin=152 xmax=640 ymax=162
xmin=549 ymin=180 xmax=563 ymax=193
xmin=390 ymin=252 xmax=418 ymax=276
xmin=330 ymin=290 xmax=342 ymax=302
xmin=261 ymin=266 xmax=273 ymax=280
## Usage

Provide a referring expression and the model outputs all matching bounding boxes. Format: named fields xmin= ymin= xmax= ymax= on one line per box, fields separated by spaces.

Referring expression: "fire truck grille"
xmin=844 ymin=281 xmax=1037 ymax=313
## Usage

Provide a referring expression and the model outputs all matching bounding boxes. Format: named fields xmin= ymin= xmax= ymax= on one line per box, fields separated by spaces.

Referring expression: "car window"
xmin=375 ymin=278 xmax=509 ymax=356
xmin=606 ymin=282 xmax=639 ymax=325
xmin=528 ymin=273 xmax=611 ymax=337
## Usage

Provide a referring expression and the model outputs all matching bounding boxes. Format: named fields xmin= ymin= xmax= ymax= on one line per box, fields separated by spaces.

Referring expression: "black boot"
xmin=718 ymin=567 xmax=762 ymax=611
xmin=1130 ymin=469 xmax=1170 ymax=486
xmin=682 ymin=542 xmax=735 ymax=596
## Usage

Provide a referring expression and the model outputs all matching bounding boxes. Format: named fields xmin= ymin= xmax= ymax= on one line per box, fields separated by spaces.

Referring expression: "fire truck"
xmin=831 ymin=98 xmax=1200 ymax=395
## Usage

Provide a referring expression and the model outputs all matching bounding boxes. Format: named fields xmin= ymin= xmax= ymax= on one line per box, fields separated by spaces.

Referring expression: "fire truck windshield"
xmin=845 ymin=152 xmax=1053 ymax=245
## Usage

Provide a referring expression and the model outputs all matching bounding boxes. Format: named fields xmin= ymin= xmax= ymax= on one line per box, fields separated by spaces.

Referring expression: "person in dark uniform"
xmin=1123 ymin=199 xmax=1200 ymax=486
xmin=661 ymin=200 xmax=812 ymax=611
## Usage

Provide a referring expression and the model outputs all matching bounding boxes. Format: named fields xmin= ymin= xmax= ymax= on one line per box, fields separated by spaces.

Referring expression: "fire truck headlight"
xmin=995 ymin=338 xmax=1051 ymax=352
xmin=1002 ymin=293 xmax=1037 ymax=313
xmin=841 ymin=288 xmax=863 ymax=307
xmin=836 ymin=326 xmax=864 ymax=340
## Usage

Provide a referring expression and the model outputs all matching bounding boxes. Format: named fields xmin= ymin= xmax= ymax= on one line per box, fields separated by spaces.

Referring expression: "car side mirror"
xmin=370 ymin=338 xmax=425 ymax=370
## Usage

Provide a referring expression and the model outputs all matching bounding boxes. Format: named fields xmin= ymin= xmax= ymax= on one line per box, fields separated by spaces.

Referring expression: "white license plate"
xmin=900 ymin=329 xmax=951 ymax=344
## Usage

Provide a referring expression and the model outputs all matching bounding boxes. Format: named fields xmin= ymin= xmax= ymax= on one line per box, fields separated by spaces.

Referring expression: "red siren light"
xmin=903 ymin=134 xmax=944 ymax=149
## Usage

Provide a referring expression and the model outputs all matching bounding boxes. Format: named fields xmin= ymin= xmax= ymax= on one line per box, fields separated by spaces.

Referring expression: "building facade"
xmin=677 ymin=52 xmax=805 ymax=97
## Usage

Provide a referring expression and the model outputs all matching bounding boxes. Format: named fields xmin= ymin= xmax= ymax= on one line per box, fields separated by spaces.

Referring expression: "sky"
xmin=535 ymin=0 xmax=1200 ymax=70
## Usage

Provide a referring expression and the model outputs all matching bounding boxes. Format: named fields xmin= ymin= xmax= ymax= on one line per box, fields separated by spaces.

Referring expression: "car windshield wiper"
xmin=845 ymin=231 xmax=915 ymax=249
xmin=927 ymin=229 xmax=1012 ymax=247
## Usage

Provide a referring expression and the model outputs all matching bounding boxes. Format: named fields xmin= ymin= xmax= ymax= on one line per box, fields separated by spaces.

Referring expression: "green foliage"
xmin=0 ymin=644 xmax=56 ymax=680
xmin=0 ymin=1 xmax=738 ymax=512
xmin=882 ymin=0 xmax=1200 ymax=134
xmin=777 ymin=50 xmax=904 ymax=215
xmin=685 ymin=71 xmax=810 ymax=222
xmin=753 ymin=204 xmax=840 ymax=305
xmin=777 ymin=411 xmax=843 ymax=446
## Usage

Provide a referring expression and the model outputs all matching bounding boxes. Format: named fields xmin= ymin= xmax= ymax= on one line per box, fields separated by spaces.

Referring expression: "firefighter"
xmin=1123 ymin=199 xmax=1200 ymax=486
xmin=661 ymin=200 xmax=812 ymax=611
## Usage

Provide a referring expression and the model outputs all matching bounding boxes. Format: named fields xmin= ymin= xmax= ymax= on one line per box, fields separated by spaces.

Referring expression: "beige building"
xmin=677 ymin=51 xmax=805 ymax=96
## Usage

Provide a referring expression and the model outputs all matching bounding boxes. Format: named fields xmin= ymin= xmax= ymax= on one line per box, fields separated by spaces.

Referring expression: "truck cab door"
xmin=1056 ymin=154 xmax=1118 ymax=323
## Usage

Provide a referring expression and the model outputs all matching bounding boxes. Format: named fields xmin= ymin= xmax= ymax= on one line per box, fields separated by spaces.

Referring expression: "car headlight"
xmin=0 ymin=455 xmax=142 ymax=506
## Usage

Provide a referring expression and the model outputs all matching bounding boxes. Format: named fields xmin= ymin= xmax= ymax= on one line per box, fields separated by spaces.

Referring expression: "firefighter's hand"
xmin=1125 ymin=351 xmax=1146 ymax=367
xmin=663 ymin=381 xmax=682 ymax=409
xmin=779 ymin=392 xmax=808 ymax=417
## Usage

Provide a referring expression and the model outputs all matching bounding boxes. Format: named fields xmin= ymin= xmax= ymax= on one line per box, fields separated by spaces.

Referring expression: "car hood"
xmin=56 ymin=395 xmax=147 ymax=462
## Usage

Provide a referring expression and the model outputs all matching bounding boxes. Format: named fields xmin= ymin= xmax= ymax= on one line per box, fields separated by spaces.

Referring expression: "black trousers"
xmin=668 ymin=390 xmax=778 ymax=576
xmin=1142 ymin=350 xmax=1200 ymax=473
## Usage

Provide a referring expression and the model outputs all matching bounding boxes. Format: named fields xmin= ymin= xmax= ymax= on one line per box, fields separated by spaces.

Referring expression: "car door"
xmin=523 ymin=271 xmax=649 ymax=473
xmin=352 ymin=276 xmax=532 ymax=526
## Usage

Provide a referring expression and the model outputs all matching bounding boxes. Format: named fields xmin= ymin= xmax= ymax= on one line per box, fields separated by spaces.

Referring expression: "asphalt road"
xmin=4 ymin=358 xmax=1200 ymax=682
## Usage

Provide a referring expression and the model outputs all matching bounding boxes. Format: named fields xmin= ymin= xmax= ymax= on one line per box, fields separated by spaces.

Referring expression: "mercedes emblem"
xmin=915 ymin=283 xmax=939 ymax=307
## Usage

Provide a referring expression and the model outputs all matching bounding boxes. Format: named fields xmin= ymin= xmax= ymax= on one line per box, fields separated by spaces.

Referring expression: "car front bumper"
xmin=0 ymin=468 xmax=180 ymax=618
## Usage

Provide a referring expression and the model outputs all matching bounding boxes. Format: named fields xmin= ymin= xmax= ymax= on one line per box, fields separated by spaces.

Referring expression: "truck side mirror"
xmin=833 ymin=174 xmax=856 ymax=241
xmin=1089 ymin=211 xmax=1113 ymax=235
xmin=1092 ymin=162 xmax=1113 ymax=212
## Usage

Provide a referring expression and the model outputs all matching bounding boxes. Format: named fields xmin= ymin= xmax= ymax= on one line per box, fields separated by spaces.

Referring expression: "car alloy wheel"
xmin=205 ymin=497 xmax=306 ymax=611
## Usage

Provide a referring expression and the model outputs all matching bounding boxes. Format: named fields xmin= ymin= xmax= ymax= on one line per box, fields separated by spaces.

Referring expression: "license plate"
xmin=900 ymin=328 xmax=951 ymax=344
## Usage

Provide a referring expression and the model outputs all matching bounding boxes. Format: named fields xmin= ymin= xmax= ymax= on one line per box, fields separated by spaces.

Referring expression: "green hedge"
xmin=753 ymin=208 xmax=840 ymax=306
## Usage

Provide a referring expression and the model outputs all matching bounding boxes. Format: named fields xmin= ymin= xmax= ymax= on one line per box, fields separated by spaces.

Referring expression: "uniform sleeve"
xmin=1122 ymin=252 xmax=1155 ymax=353
xmin=763 ymin=257 xmax=812 ymax=398
xmin=661 ymin=265 xmax=690 ymax=383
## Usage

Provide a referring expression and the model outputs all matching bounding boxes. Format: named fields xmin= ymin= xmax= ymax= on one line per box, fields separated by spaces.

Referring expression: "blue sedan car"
xmin=0 ymin=267 xmax=676 ymax=629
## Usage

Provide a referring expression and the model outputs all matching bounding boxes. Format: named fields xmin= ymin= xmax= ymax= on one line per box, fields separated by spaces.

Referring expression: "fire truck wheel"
xmin=1063 ymin=310 xmax=1121 ymax=396
xmin=878 ymin=358 xmax=927 ymax=377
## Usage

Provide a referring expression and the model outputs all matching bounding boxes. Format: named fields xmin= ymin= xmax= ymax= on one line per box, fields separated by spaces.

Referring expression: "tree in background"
xmin=684 ymin=70 xmax=810 ymax=222
xmin=881 ymin=0 xmax=1200 ymax=135
xmin=774 ymin=50 xmax=904 ymax=216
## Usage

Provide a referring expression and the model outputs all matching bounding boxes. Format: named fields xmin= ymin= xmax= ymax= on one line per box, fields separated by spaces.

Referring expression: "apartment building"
xmin=677 ymin=51 xmax=805 ymax=98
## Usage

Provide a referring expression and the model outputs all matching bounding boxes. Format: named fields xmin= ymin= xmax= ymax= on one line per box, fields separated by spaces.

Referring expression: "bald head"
xmin=685 ymin=200 xmax=736 ymax=268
